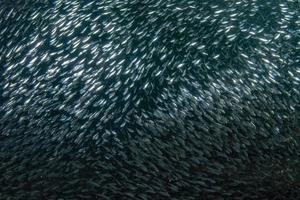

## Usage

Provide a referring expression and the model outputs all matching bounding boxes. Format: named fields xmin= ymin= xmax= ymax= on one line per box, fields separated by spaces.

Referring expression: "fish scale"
xmin=0 ymin=0 xmax=300 ymax=199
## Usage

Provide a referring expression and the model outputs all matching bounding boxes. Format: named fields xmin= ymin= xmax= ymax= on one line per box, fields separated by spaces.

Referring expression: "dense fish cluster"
xmin=0 ymin=0 xmax=300 ymax=199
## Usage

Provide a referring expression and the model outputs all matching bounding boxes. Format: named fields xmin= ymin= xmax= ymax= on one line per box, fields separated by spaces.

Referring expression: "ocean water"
xmin=0 ymin=0 xmax=299 ymax=199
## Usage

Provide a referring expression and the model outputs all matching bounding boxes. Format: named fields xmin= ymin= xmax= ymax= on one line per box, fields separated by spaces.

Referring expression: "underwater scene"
xmin=0 ymin=0 xmax=299 ymax=199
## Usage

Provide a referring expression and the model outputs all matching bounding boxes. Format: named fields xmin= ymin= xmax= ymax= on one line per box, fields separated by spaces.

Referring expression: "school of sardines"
xmin=0 ymin=0 xmax=299 ymax=199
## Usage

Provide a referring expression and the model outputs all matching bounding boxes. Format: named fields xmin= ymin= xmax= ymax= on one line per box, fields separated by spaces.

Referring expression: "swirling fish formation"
xmin=0 ymin=0 xmax=299 ymax=199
